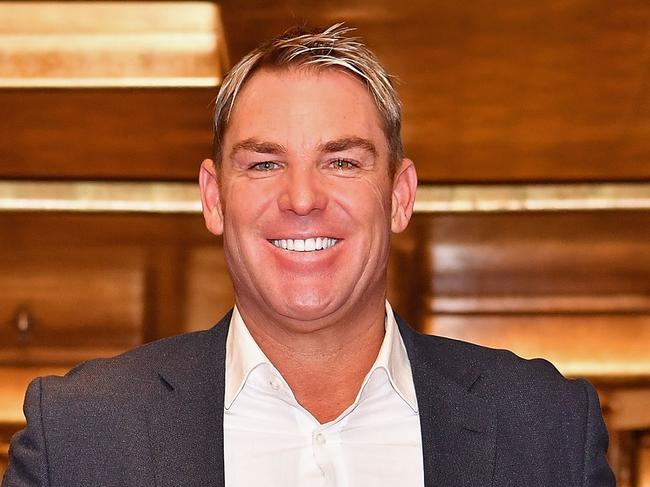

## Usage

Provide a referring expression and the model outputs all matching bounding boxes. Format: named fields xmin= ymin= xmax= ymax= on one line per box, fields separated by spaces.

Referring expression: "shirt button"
xmin=269 ymin=377 xmax=281 ymax=391
xmin=315 ymin=433 xmax=326 ymax=446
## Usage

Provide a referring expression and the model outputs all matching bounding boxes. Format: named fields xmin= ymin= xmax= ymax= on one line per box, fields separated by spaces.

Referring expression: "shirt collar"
xmin=224 ymin=306 xmax=270 ymax=410
xmin=224 ymin=301 xmax=418 ymax=412
xmin=374 ymin=301 xmax=419 ymax=412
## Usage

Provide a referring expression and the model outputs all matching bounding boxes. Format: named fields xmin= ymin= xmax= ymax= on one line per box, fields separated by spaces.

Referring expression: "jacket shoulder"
xmin=403 ymin=328 xmax=614 ymax=485
xmin=41 ymin=316 xmax=230 ymax=400
xmin=404 ymin=325 xmax=584 ymax=401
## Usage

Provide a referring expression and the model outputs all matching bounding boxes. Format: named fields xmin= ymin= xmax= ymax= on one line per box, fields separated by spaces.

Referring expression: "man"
xmin=3 ymin=25 xmax=614 ymax=487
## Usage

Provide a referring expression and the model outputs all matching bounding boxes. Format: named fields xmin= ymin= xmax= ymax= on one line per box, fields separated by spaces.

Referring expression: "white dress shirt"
xmin=223 ymin=302 xmax=424 ymax=487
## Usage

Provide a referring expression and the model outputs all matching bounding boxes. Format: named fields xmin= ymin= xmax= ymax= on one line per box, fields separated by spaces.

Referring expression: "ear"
xmin=390 ymin=158 xmax=418 ymax=233
xmin=199 ymin=158 xmax=224 ymax=236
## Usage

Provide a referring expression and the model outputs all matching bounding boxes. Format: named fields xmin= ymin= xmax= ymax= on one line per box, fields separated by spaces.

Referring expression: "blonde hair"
xmin=212 ymin=24 xmax=403 ymax=176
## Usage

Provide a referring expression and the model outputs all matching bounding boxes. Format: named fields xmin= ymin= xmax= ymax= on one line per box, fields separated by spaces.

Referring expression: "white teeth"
xmin=271 ymin=237 xmax=338 ymax=252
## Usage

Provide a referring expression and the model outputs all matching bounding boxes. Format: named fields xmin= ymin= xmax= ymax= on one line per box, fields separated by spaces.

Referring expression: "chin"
xmin=274 ymin=292 xmax=340 ymax=323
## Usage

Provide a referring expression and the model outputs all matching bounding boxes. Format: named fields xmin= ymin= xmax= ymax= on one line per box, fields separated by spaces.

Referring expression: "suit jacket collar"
xmin=149 ymin=312 xmax=231 ymax=487
xmin=397 ymin=315 xmax=497 ymax=486
xmin=149 ymin=311 xmax=496 ymax=487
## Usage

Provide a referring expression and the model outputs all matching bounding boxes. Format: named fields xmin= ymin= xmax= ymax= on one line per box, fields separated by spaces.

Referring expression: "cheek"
xmin=224 ymin=181 xmax=278 ymax=227
xmin=335 ymin=179 xmax=392 ymax=223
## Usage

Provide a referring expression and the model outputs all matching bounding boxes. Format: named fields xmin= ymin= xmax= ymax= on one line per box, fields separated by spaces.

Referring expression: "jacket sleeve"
xmin=1 ymin=378 xmax=50 ymax=487
xmin=580 ymin=379 xmax=616 ymax=486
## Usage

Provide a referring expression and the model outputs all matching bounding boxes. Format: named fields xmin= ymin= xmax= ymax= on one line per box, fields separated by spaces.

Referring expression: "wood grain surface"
xmin=1 ymin=0 xmax=649 ymax=182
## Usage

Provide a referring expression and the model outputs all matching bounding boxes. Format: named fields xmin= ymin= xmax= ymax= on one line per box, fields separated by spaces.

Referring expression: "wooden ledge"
xmin=0 ymin=1 xmax=226 ymax=88
xmin=0 ymin=181 xmax=648 ymax=214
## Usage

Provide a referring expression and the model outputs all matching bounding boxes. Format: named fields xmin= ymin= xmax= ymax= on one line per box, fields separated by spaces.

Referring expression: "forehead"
xmin=223 ymin=67 xmax=389 ymax=153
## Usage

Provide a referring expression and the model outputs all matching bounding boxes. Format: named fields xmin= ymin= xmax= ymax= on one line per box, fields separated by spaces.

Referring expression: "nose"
xmin=278 ymin=166 xmax=328 ymax=215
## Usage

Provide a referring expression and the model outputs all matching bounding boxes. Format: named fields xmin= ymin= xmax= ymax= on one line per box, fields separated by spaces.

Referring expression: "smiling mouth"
xmin=270 ymin=237 xmax=339 ymax=252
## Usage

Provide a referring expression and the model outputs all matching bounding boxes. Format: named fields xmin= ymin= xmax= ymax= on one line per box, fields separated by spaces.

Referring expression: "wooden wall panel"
xmin=406 ymin=212 xmax=650 ymax=296
xmin=396 ymin=211 xmax=650 ymax=382
xmin=0 ymin=248 xmax=145 ymax=365
xmin=0 ymin=211 xmax=224 ymax=337
xmin=423 ymin=315 xmax=650 ymax=381
xmin=0 ymin=423 xmax=19 ymax=478
xmin=603 ymin=389 xmax=650 ymax=431
xmin=0 ymin=2 xmax=224 ymax=88
xmin=640 ymin=433 xmax=650 ymax=487
xmin=2 ymin=1 xmax=650 ymax=182
xmin=218 ymin=0 xmax=650 ymax=183
xmin=0 ymin=89 xmax=213 ymax=180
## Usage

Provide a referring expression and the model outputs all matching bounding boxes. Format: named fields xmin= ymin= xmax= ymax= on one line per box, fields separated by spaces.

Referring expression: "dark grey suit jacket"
xmin=3 ymin=312 xmax=615 ymax=486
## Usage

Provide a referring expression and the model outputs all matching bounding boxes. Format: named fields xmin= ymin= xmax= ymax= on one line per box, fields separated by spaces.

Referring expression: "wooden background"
xmin=2 ymin=0 xmax=650 ymax=182
xmin=1 ymin=0 xmax=649 ymax=483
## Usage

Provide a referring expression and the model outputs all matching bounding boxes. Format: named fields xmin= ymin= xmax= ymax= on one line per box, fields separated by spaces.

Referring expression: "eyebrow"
xmin=229 ymin=136 xmax=378 ymax=158
xmin=230 ymin=138 xmax=287 ymax=157
xmin=319 ymin=137 xmax=377 ymax=157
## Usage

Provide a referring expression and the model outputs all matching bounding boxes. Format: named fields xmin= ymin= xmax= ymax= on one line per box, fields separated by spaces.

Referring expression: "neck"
xmin=236 ymin=295 xmax=387 ymax=423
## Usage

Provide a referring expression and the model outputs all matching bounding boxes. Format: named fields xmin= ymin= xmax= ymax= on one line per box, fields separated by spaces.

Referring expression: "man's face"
xmin=200 ymin=68 xmax=416 ymax=328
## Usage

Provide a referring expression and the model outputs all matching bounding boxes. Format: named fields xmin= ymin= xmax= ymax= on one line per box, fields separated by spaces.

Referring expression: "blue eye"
xmin=331 ymin=159 xmax=355 ymax=170
xmin=252 ymin=161 xmax=279 ymax=171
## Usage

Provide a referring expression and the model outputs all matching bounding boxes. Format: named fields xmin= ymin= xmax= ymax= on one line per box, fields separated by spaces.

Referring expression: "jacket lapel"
xmin=397 ymin=317 xmax=497 ymax=487
xmin=148 ymin=313 xmax=231 ymax=487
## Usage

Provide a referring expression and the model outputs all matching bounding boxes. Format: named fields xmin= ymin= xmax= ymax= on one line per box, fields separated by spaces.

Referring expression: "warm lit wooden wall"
xmin=1 ymin=0 xmax=650 ymax=483
xmin=3 ymin=1 xmax=650 ymax=183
